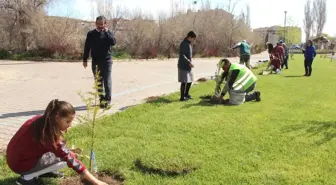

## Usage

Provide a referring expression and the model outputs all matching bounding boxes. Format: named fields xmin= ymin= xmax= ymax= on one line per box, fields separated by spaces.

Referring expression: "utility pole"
xmin=284 ymin=11 xmax=287 ymax=43
xmin=192 ymin=1 xmax=197 ymax=29
xmin=193 ymin=1 xmax=198 ymax=12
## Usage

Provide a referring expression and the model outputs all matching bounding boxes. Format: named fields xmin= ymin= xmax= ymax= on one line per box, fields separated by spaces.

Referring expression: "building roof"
xmin=312 ymin=36 xmax=329 ymax=43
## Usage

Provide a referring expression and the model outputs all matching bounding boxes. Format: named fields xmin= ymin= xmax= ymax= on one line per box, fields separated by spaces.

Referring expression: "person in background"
xmin=273 ymin=42 xmax=285 ymax=65
xmin=279 ymin=40 xmax=289 ymax=69
xmin=83 ymin=15 xmax=116 ymax=108
xmin=231 ymin=40 xmax=252 ymax=69
xmin=266 ymin=42 xmax=274 ymax=59
xmin=302 ymin=40 xmax=317 ymax=76
xmin=6 ymin=99 xmax=108 ymax=185
xmin=266 ymin=42 xmax=282 ymax=74
xmin=178 ymin=31 xmax=196 ymax=101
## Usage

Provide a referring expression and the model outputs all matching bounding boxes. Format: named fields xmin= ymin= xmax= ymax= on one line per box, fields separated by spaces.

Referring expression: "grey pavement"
xmin=0 ymin=52 xmax=269 ymax=152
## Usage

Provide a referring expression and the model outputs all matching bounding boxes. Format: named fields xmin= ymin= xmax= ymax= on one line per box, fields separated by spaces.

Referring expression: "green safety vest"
xmin=228 ymin=63 xmax=257 ymax=91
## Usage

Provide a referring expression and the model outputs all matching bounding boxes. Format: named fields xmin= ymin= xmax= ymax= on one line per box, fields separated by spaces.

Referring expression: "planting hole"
xmin=60 ymin=170 xmax=125 ymax=185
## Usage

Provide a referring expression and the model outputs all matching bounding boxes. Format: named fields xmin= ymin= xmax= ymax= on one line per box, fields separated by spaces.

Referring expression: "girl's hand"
xmin=94 ymin=180 xmax=108 ymax=185
xmin=82 ymin=170 xmax=108 ymax=185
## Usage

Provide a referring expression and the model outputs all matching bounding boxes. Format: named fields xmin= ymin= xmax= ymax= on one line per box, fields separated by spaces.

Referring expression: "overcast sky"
xmin=46 ymin=0 xmax=336 ymax=42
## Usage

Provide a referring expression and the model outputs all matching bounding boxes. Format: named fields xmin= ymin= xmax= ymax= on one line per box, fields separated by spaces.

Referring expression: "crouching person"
xmin=268 ymin=54 xmax=282 ymax=74
xmin=261 ymin=43 xmax=281 ymax=75
xmin=217 ymin=59 xmax=261 ymax=104
xmin=6 ymin=99 xmax=108 ymax=185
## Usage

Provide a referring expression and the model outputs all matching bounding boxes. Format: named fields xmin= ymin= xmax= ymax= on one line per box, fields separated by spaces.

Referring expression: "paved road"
xmin=0 ymin=52 xmax=268 ymax=152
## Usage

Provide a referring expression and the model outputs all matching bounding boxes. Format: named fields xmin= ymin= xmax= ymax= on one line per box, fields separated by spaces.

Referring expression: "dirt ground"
xmin=60 ymin=172 xmax=124 ymax=185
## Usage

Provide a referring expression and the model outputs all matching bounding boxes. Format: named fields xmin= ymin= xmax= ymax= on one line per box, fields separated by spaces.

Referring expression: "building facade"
xmin=253 ymin=26 xmax=302 ymax=46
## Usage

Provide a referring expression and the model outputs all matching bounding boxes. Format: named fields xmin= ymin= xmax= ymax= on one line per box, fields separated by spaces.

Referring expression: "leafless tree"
xmin=223 ymin=0 xmax=245 ymax=50
xmin=201 ymin=0 xmax=211 ymax=10
xmin=303 ymin=0 xmax=313 ymax=41
xmin=171 ymin=0 xmax=185 ymax=17
xmin=312 ymin=0 xmax=327 ymax=36
xmin=0 ymin=0 xmax=53 ymax=51
xmin=245 ymin=4 xmax=251 ymax=28
xmin=0 ymin=0 xmax=258 ymax=59
xmin=239 ymin=4 xmax=250 ymax=28
xmin=114 ymin=0 xmax=255 ymax=58
xmin=92 ymin=0 xmax=128 ymax=35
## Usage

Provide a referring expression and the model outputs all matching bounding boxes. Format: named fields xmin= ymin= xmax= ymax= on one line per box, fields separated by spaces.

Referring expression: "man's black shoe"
xmin=99 ymin=102 xmax=106 ymax=109
xmin=256 ymin=91 xmax=261 ymax=102
xmin=100 ymin=100 xmax=111 ymax=109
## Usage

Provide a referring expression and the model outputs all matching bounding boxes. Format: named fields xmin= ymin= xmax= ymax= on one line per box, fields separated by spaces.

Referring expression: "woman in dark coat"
xmin=302 ymin=40 xmax=317 ymax=76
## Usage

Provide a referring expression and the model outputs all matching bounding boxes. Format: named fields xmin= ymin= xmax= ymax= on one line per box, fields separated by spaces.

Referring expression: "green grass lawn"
xmin=1 ymin=55 xmax=335 ymax=185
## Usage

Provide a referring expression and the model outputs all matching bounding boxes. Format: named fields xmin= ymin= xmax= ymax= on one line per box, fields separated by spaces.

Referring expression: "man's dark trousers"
xmin=244 ymin=82 xmax=257 ymax=101
xmin=282 ymin=55 xmax=289 ymax=69
xmin=92 ymin=59 xmax=112 ymax=103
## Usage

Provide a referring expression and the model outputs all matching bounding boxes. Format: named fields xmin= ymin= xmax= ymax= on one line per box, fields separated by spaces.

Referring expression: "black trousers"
xmin=282 ymin=55 xmax=289 ymax=69
xmin=304 ymin=59 xmax=313 ymax=76
xmin=180 ymin=83 xmax=192 ymax=99
xmin=92 ymin=60 xmax=112 ymax=102
xmin=244 ymin=82 xmax=257 ymax=102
